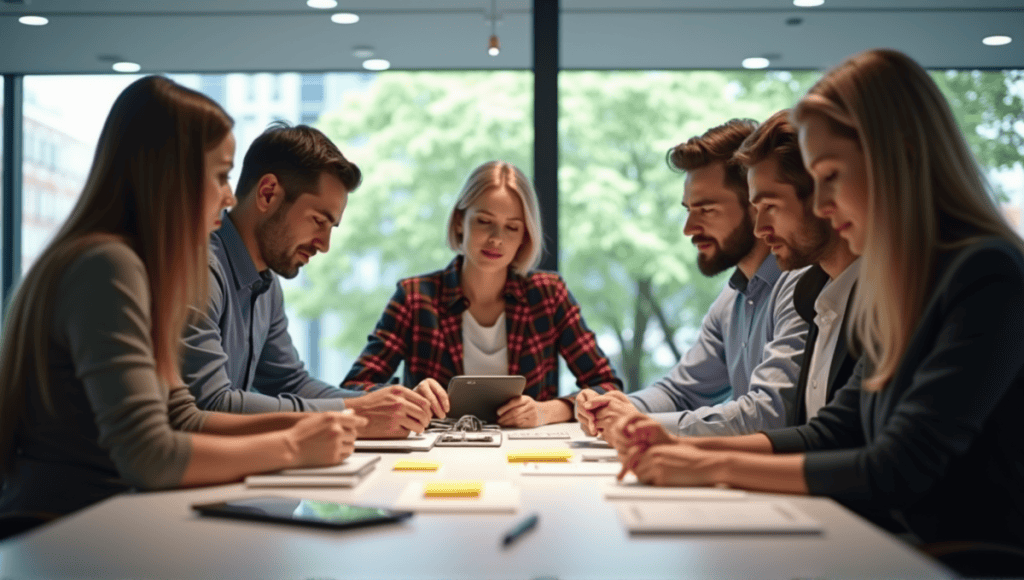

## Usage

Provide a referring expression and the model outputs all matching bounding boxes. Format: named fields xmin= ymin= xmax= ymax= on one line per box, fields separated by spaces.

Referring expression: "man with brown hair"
xmin=182 ymin=122 xmax=432 ymax=439
xmin=577 ymin=119 xmax=810 ymax=437
xmin=737 ymin=109 xmax=859 ymax=423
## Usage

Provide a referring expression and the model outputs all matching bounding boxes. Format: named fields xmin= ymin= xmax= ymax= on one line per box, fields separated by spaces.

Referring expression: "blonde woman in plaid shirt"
xmin=343 ymin=161 xmax=623 ymax=427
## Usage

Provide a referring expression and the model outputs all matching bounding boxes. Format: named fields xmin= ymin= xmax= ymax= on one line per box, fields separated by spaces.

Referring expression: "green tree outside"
xmin=300 ymin=69 xmax=1023 ymax=393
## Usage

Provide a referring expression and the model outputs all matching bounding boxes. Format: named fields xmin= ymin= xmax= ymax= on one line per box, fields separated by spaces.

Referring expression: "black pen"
xmin=501 ymin=513 xmax=539 ymax=547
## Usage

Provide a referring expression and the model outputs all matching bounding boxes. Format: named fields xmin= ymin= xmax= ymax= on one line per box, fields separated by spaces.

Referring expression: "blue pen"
xmin=502 ymin=513 xmax=539 ymax=547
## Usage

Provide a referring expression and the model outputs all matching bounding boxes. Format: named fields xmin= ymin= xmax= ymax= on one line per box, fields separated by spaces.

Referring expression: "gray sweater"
xmin=0 ymin=241 xmax=208 ymax=516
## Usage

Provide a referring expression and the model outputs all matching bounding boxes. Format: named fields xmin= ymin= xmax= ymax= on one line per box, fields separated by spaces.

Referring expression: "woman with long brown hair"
xmin=0 ymin=76 xmax=364 ymax=519
xmin=611 ymin=49 xmax=1024 ymax=550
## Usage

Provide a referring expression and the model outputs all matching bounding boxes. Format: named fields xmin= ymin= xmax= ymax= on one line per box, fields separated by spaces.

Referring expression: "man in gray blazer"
xmin=737 ymin=109 xmax=859 ymax=424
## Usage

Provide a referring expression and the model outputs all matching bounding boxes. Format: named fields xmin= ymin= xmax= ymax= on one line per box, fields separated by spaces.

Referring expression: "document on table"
xmin=602 ymin=479 xmax=748 ymax=500
xmin=520 ymin=462 xmax=621 ymax=476
xmin=616 ymin=500 xmax=823 ymax=534
xmin=354 ymin=432 xmax=440 ymax=452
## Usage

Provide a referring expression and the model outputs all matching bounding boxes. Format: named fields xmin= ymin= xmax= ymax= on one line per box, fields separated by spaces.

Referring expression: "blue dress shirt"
xmin=181 ymin=214 xmax=362 ymax=412
xmin=629 ymin=255 xmax=809 ymax=435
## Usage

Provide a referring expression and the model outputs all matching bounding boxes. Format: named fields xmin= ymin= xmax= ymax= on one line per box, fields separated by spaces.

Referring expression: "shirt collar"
xmin=815 ymin=257 xmax=861 ymax=317
xmin=441 ymin=255 xmax=528 ymax=313
xmin=214 ymin=213 xmax=267 ymax=294
xmin=728 ymin=254 xmax=782 ymax=295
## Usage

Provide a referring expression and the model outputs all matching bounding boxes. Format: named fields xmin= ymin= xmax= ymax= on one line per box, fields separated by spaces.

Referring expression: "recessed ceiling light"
xmin=19 ymin=15 xmax=49 ymax=26
xmin=331 ymin=12 xmax=359 ymax=24
xmin=352 ymin=46 xmax=374 ymax=58
xmin=742 ymin=57 xmax=770 ymax=69
xmin=306 ymin=0 xmax=337 ymax=9
xmin=112 ymin=61 xmax=141 ymax=73
xmin=983 ymin=35 xmax=1012 ymax=46
xmin=362 ymin=59 xmax=390 ymax=71
xmin=793 ymin=0 xmax=824 ymax=6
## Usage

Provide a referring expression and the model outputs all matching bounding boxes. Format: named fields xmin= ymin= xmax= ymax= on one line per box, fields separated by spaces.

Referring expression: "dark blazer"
xmin=791 ymin=265 xmax=858 ymax=424
xmin=767 ymin=239 xmax=1024 ymax=547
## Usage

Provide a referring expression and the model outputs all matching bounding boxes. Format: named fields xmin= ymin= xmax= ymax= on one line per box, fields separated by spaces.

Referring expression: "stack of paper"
xmin=245 ymin=455 xmax=381 ymax=488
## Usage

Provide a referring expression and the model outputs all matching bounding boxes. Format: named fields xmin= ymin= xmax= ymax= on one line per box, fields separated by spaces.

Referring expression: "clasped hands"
xmin=575 ymin=389 xmax=721 ymax=487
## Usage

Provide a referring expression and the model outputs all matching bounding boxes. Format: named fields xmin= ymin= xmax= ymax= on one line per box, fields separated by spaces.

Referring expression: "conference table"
xmin=0 ymin=423 xmax=953 ymax=579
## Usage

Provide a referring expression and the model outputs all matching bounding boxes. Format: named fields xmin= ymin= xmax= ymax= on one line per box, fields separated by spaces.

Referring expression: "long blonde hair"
xmin=446 ymin=161 xmax=543 ymax=274
xmin=793 ymin=49 xmax=1024 ymax=390
xmin=0 ymin=76 xmax=233 ymax=473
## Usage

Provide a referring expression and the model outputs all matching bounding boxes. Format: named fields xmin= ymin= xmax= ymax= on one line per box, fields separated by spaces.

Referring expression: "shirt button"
xmin=747 ymin=300 xmax=754 ymax=306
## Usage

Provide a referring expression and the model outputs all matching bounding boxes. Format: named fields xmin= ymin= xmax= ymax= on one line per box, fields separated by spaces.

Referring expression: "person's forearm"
xmin=179 ymin=431 xmax=296 ymax=486
xmin=718 ymin=451 xmax=807 ymax=494
xmin=688 ymin=432 xmax=775 ymax=454
xmin=542 ymin=399 xmax=573 ymax=425
xmin=200 ymin=411 xmax=305 ymax=435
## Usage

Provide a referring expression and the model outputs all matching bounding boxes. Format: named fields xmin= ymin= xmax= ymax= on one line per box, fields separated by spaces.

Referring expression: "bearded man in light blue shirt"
xmin=576 ymin=119 xmax=809 ymax=437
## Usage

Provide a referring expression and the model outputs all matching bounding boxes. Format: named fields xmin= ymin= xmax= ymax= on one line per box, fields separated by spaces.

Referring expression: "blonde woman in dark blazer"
xmin=612 ymin=49 xmax=1024 ymax=549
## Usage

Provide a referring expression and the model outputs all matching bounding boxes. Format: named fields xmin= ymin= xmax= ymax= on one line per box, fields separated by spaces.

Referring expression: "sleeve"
xmin=166 ymin=383 xmax=209 ymax=433
xmin=628 ymin=284 xmax=731 ymax=417
xmin=676 ymin=269 xmax=809 ymax=436
xmin=180 ymin=261 xmax=356 ymax=414
xmin=802 ymin=246 xmax=1024 ymax=507
xmin=57 ymin=243 xmax=193 ymax=490
xmin=248 ymin=280 xmax=362 ymax=411
xmin=551 ymin=276 xmax=623 ymax=396
xmin=342 ymin=283 xmax=414 ymax=390
xmin=764 ymin=356 xmax=868 ymax=453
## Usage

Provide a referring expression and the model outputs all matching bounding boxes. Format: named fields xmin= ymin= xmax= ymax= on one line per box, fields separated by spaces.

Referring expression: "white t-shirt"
xmin=462 ymin=311 xmax=508 ymax=376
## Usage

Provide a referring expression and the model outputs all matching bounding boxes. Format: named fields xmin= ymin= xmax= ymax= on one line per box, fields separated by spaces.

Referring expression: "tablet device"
xmin=446 ymin=375 xmax=526 ymax=423
xmin=192 ymin=496 xmax=413 ymax=530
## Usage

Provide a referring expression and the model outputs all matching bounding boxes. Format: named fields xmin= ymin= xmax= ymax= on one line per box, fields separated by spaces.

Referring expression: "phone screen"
xmin=193 ymin=496 xmax=413 ymax=530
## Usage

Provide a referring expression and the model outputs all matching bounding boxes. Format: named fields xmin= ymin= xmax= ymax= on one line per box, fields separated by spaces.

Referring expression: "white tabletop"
xmin=0 ymin=423 xmax=954 ymax=579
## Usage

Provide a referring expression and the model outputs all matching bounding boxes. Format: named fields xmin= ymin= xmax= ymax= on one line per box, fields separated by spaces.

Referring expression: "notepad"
xmin=244 ymin=454 xmax=381 ymax=488
xmin=616 ymin=500 xmax=823 ymax=534
xmin=354 ymin=432 xmax=439 ymax=452
xmin=393 ymin=460 xmax=441 ymax=472
xmin=392 ymin=481 xmax=519 ymax=513
xmin=506 ymin=449 xmax=573 ymax=463
xmin=423 ymin=480 xmax=484 ymax=498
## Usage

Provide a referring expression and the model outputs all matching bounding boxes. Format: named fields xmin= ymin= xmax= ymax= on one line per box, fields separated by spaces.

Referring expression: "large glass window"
xmin=20 ymin=71 xmax=533 ymax=387
xmin=559 ymin=69 xmax=1024 ymax=393
xmin=22 ymin=76 xmax=139 ymax=272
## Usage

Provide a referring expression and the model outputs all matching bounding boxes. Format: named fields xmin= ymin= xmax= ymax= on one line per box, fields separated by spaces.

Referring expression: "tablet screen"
xmin=194 ymin=496 xmax=412 ymax=529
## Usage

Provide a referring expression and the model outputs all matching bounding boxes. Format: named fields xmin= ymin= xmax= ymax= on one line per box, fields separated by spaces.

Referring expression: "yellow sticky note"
xmin=423 ymin=480 xmax=484 ymax=498
xmin=393 ymin=460 xmax=441 ymax=472
xmin=506 ymin=449 xmax=573 ymax=463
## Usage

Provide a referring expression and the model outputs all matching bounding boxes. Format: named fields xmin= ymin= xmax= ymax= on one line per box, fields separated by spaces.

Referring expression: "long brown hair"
xmin=793 ymin=49 xmax=1024 ymax=390
xmin=0 ymin=76 xmax=233 ymax=473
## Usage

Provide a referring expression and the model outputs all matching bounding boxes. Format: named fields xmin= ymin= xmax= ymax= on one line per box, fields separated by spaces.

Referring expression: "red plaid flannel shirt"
xmin=342 ymin=256 xmax=622 ymax=401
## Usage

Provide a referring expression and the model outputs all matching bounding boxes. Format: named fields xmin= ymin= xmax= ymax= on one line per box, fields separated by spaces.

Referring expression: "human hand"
xmin=582 ymin=390 xmax=638 ymax=441
xmin=612 ymin=414 xmax=678 ymax=478
xmin=413 ymin=378 xmax=450 ymax=419
xmin=497 ymin=395 xmax=544 ymax=428
xmin=574 ymin=389 xmax=600 ymax=436
xmin=287 ymin=410 xmax=366 ymax=467
xmin=344 ymin=386 xmax=431 ymax=439
xmin=627 ymin=443 xmax=722 ymax=487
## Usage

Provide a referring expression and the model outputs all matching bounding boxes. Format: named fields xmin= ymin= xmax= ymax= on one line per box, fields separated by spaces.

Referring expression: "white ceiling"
xmin=0 ymin=1 xmax=1021 ymax=74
